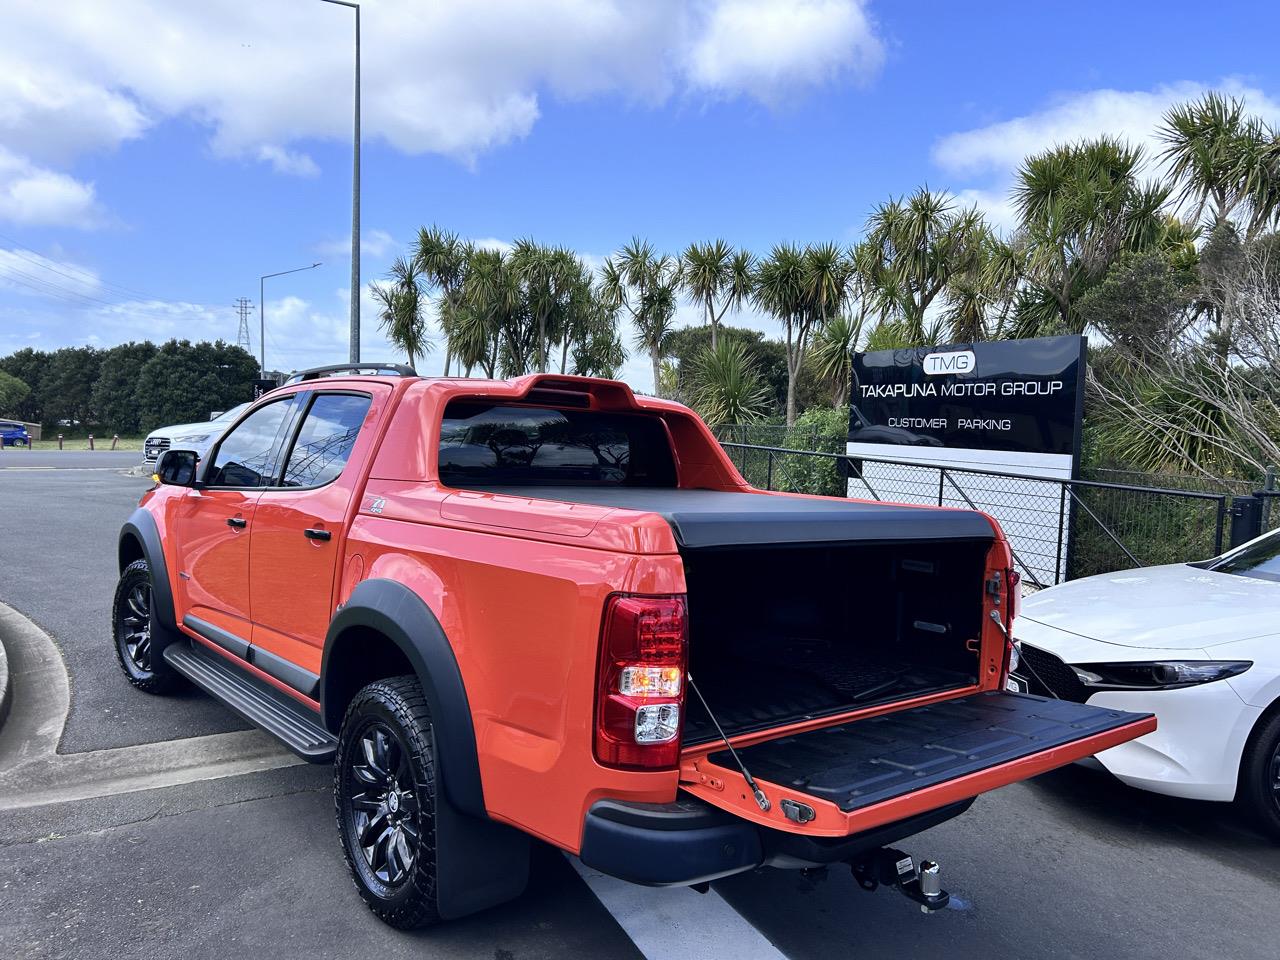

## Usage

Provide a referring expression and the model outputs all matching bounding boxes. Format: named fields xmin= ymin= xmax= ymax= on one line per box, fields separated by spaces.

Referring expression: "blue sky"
xmin=1 ymin=0 xmax=1278 ymax=390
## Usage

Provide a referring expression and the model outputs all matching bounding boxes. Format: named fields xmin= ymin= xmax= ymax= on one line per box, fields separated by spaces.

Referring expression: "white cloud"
xmin=318 ymin=228 xmax=396 ymax=260
xmin=472 ymin=237 xmax=515 ymax=254
xmin=952 ymin=188 xmax=1018 ymax=233
xmin=0 ymin=0 xmax=885 ymax=183
xmin=0 ymin=65 xmax=149 ymax=163
xmin=0 ymin=147 xmax=100 ymax=228
xmin=932 ymin=79 xmax=1280 ymax=235
xmin=687 ymin=0 xmax=884 ymax=100
xmin=256 ymin=145 xmax=320 ymax=178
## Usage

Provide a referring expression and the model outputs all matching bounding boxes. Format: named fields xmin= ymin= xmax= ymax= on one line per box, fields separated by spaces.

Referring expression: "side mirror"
xmin=155 ymin=449 xmax=200 ymax=487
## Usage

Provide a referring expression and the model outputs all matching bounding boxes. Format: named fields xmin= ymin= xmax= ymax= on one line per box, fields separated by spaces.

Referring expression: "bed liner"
xmin=709 ymin=690 xmax=1150 ymax=813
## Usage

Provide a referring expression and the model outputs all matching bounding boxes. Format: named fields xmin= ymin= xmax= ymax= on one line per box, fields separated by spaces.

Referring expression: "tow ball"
xmin=849 ymin=847 xmax=949 ymax=913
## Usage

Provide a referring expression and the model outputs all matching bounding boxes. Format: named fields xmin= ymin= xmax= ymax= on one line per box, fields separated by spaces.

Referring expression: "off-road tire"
xmin=112 ymin=558 xmax=183 ymax=694
xmin=335 ymin=676 xmax=442 ymax=929
xmin=1238 ymin=709 xmax=1280 ymax=841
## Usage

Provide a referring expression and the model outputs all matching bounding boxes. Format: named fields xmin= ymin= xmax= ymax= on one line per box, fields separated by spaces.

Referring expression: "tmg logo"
xmin=922 ymin=349 xmax=976 ymax=375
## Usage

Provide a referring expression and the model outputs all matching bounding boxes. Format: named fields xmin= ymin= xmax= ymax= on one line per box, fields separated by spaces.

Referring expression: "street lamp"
xmin=319 ymin=0 xmax=361 ymax=365
xmin=259 ymin=262 xmax=322 ymax=377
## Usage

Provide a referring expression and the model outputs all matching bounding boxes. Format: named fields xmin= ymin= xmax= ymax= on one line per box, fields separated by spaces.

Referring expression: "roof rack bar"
xmin=287 ymin=362 xmax=418 ymax=383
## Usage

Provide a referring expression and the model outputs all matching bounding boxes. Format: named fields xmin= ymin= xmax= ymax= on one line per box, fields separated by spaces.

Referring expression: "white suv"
xmin=142 ymin=402 xmax=250 ymax=465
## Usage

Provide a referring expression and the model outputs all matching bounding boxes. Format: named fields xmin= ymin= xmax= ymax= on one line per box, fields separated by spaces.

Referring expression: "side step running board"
xmin=163 ymin=639 xmax=337 ymax=762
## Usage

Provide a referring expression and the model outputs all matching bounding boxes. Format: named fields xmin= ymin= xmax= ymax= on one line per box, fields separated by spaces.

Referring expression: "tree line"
xmin=374 ymin=92 xmax=1280 ymax=477
xmin=0 ymin=341 xmax=259 ymax=434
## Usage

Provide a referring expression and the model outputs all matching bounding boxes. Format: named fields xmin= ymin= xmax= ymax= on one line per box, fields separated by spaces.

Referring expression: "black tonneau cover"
xmin=467 ymin=486 xmax=995 ymax=548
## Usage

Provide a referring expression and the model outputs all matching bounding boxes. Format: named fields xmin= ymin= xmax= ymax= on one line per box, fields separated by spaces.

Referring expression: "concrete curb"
xmin=0 ymin=601 xmax=71 ymax=772
xmin=0 ymin=602 xmax=301 ymax=809
xmin=0 ymin=623 xmax=10 ymax=731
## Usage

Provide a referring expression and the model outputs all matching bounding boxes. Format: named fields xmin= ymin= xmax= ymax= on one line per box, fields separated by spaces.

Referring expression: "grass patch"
xmin=15 ymin=436 xmax=145 ymax=452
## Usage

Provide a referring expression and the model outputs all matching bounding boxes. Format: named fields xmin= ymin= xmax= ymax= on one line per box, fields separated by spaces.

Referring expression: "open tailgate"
xmin=680 ymin=691 xmax=1154 ymax=838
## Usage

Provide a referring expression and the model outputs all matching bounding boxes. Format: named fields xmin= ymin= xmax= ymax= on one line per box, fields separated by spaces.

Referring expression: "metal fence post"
xmin=1227 ymin=495 xmax=1260 ymax=549
xmin=766 ymin=451 xmax=774 ymax=490
xmin=1056 ymin=484 xmax=1067 ymax=585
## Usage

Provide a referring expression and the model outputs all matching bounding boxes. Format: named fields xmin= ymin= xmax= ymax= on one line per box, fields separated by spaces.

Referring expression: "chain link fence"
xmin=718 ymin=441 xmax=1232 ymax=591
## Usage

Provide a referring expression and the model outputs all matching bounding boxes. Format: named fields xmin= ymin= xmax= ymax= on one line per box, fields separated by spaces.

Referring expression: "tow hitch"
xmin=850 ymin=848 xmax=949 ymax=913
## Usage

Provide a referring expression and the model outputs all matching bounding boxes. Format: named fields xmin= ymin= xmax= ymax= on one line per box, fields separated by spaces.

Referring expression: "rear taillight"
xmin=1008 ymin=569 xmax=1021 ymax=621
xmin=594 ymin=594 xmax=688 ymax=770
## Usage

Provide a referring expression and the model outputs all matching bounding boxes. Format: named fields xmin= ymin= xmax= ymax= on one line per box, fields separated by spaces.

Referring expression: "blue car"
xmin=0 ymin=421 xmax=31 ymax=447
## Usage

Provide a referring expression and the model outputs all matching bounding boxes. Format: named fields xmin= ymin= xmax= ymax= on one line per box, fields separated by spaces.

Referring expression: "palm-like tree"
xmin=510 ymin=241 xmax=582 ymax=373
xmin=679 ymin=241 xmax=754 ymax=349
xmin=570 ymin=289 xmax=626 ymax=378
xmin=865 ymin=187 xmax=987 ymax=342
xmin=691 ymin=339 xmax=771 ymax=425
xmin=413 ymin=226 xmax=470 ymax=375
xmin=1012 ymin=137 xmax=1171 ymax=335
xmin=456 ymin=247 xmax=521 ymax=377
xmin=752 ymin=243 xmax=809 ymax=425
xmin=370 ymin=256 xmax=431 ymax=370
xmin=601 ymin=238 xmax=679 ymax=395
xmin=809 ymin=313 xmax=863 ymax=406
xmin=1158 ymin=92 xmax=1270 ymax=232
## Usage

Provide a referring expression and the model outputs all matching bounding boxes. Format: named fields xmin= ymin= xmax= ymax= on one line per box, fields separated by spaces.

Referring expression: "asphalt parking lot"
xmin=1 ymin=462 xmax=1278 ymax=960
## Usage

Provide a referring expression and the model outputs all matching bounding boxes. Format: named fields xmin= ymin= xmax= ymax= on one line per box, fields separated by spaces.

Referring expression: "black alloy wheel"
xmin=119 ymin=580 xmax=153 ymax=671
xmin=335 ymin=676 xmax=442 ymax=928
xmin=348 ymin=721 xmax=421 ymax=885
xmin=111 ymin=558 xmax=182 ymax=694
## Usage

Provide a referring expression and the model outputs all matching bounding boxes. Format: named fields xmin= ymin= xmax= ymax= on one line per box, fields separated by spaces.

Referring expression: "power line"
xmin=0 ymin=260 xmax=227 ymax=319
xmin=0 ymin=230 xmax=166 ymax=302
xmin=0 ymin=263 xmax=122 ymax=308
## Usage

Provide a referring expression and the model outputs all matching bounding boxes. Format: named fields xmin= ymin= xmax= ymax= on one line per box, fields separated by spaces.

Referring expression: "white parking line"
xmin=570 ymin=857 xmax=787 ymax=960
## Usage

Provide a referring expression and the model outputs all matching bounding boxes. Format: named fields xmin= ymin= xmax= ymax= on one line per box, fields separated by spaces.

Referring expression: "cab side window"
xmin=281 ymin=393 xmax=372 ymax=488
xmin=205 ymin=397 xmax=297 ymax=487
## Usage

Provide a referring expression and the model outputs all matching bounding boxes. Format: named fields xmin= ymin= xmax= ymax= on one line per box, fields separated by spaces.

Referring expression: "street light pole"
xmin=320 ymin=0 xmax=361 ymax=365
xmin=258 ymin=262 xmax=322 ymax=377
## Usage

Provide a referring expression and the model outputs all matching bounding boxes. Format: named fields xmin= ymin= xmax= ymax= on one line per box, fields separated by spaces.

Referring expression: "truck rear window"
xmin=438 ymin=402 xmax=677 ymax=487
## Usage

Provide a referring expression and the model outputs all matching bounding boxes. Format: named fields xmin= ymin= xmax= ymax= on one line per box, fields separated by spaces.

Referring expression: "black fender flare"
xmin=320 ymin=578 xmax=486 ymax=818
xmin=119 ymin=508 xmax=179 ymax=636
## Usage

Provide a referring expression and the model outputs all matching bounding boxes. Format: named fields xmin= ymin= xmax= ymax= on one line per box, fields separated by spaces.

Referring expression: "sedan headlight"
xmin=1070 ymin=660 xmax=1252 ymax=691
xmin=173 ymin=433 xmax=210 ymax=443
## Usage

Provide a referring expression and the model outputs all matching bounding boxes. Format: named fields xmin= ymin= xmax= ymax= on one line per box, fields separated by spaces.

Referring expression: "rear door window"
xmin=438 ymin=402 xmax=677 ymax=487
xmin=281 ymin=393 xmax=373 ymax=487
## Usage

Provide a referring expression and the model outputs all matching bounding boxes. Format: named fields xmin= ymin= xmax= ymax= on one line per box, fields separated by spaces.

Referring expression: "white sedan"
xmin=1011 ymin=528 xmax=1280 ymax=837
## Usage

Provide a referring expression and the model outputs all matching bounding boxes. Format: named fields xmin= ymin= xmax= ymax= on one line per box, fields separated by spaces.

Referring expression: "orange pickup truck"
xmin=114 ymin=364 xmax=1154 ymax=927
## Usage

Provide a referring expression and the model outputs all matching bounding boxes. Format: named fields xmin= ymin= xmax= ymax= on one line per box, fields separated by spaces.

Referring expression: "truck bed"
xmin=462 ymin=485 xmax=995 ymax=548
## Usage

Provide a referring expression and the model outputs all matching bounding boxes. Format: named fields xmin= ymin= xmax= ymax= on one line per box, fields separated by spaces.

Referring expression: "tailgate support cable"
xmin=990 ymin=610 xmax=1061 ymax=700
xmin=686 ymin=671 xmax=771 ymax=812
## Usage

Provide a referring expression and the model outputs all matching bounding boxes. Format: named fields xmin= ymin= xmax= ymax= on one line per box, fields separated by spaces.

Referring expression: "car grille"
xmin=1017 ymin=643 xmax=1089 ymax=703
xmin=144 ymin=437 xmax=170 ymax=461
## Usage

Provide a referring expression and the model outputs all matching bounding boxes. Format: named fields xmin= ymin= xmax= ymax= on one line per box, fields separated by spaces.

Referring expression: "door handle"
xmin=304 ymin=528 xmax=331 ymax=541
xmin=226 ymin=517 xmax=247 ymax=529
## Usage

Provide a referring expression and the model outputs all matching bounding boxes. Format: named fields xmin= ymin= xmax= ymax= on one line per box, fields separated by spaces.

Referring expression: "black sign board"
xmin=251 ymin=378 xmax=278 ymax=399
xmin=848 ymin=335 xmax=1086 ymax=457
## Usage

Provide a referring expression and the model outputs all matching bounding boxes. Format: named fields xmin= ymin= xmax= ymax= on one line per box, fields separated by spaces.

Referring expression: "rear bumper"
xmin=578 ymin=795 xmax=973 ymax=887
